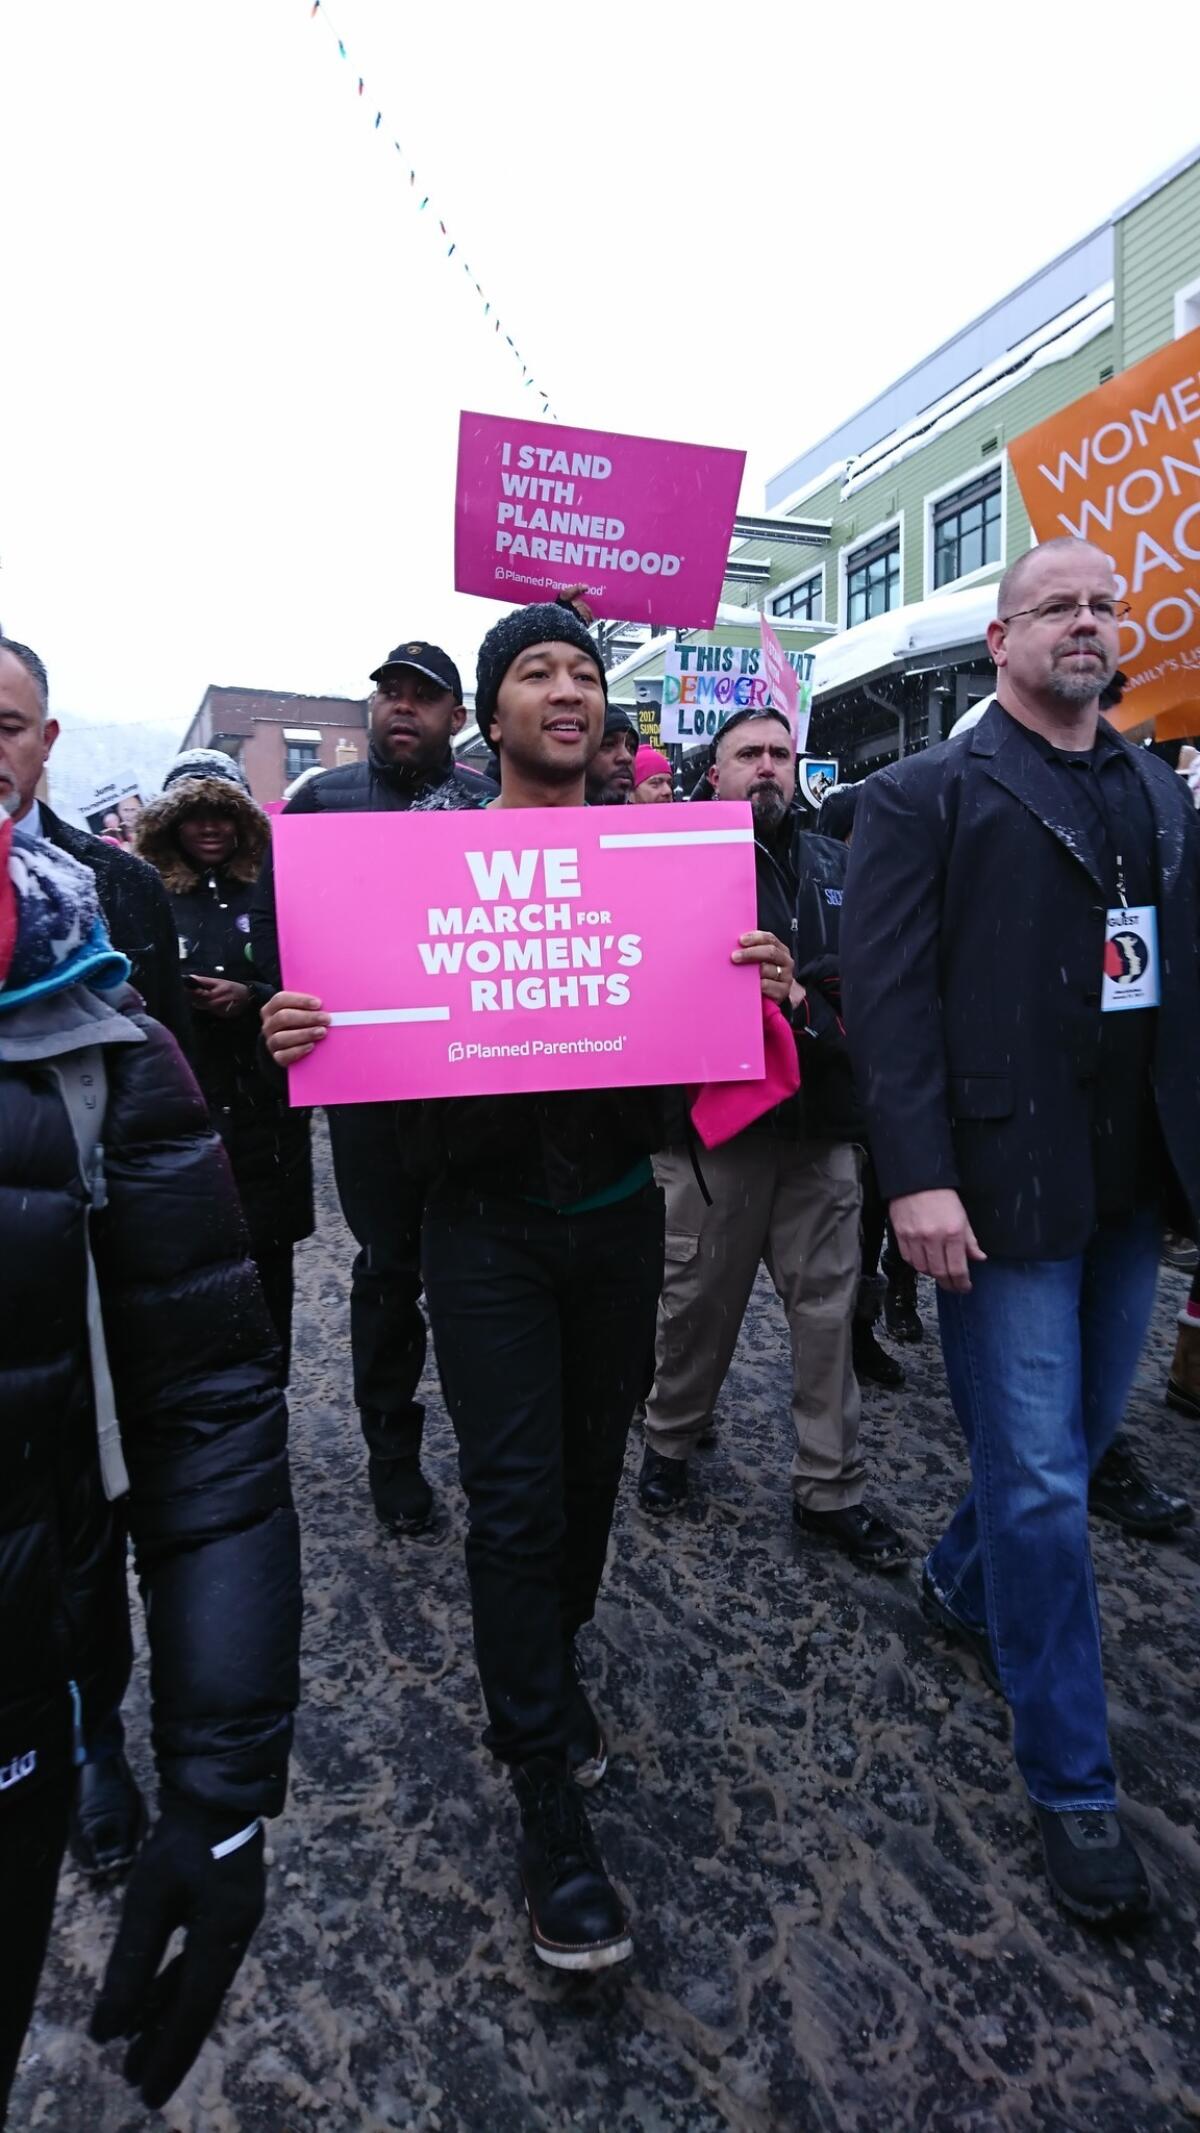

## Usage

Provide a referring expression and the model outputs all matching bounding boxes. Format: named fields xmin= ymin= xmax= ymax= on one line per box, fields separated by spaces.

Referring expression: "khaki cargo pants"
xmin=643 ymin=1135 xmax=865 ymax=1510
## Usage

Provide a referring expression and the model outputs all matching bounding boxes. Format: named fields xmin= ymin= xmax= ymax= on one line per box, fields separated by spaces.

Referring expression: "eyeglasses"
xmin=999 ymin=596 xmax=1132 ymax=626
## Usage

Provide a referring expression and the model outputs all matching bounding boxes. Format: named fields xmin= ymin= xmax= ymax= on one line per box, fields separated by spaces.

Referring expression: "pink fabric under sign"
xmin=455 ymin=411 xmax=745 ymax=628
xmin=273 ymin=805 xmax=764 ymax=1106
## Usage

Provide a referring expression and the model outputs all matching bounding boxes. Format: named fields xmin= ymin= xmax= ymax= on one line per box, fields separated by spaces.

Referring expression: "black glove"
xmin=89 ymin=1802 xmax=266 ymax=2108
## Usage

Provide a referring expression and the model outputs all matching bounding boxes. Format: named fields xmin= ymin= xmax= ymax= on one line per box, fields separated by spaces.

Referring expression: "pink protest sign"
xmin=455 ymin=411 xmax=745 ymax=628
xmin=758 ymin=611 xmax=799 ymax=739
xmin=273 ymin=804 xmax=764 ymax=1105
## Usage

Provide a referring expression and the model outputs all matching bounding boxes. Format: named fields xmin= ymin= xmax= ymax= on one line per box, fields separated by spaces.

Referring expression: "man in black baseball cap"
xmin=370 ymin=638 xmax=462 ymax=704
xmin=250 ymin=637 xmax=495 ymax=1546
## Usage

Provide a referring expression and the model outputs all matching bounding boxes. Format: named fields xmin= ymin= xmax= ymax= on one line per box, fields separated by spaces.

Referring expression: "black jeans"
xmin=253 ymin=1242 xmax=295 ymax=1385
xmin=423 ymin=1181 xmax=664 ymax=1766
xmin=0 ymin=1780 xmax=71 ymax=2126
xmin=327 ymin=1104 xmax=427 ymax=1447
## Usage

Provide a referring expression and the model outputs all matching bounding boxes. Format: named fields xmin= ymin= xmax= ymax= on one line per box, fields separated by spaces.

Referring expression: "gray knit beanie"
xmin=161 ymin=748 xmax=250 ymax=794
xmin=475 ymin=604 xmax=607 ymax=745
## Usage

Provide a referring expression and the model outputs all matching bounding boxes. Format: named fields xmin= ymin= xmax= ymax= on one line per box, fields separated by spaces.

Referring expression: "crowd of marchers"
xmin=2 ymin=535 xmax=1199 ymax=2118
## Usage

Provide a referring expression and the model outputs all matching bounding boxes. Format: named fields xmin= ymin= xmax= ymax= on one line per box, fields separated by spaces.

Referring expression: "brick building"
xmin=178 ymin=685 xmax=370 ymax=805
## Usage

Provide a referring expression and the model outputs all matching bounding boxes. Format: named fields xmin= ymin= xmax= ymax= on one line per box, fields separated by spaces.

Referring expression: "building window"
xmin=285 ymin=739 xmax=319 ymax=781
xmin=1176 ymin=275 xmax=1200 ymax=339
xmin=771 ymin=570 xmax=823 ymax=622
xmin=845 ymin=527 xmax=900 ymax=627
xmin=932 ymin=469 xmax=1002 ymax=588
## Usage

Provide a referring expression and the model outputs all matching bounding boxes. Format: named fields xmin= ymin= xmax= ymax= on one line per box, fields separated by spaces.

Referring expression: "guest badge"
xmin=1102 ymin=906 xmax=1160 ymax=1012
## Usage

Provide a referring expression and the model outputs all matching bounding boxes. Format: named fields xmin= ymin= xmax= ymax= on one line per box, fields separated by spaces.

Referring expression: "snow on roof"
xmin=762 ymin=459 xmax=850 ymax=521
xmin=766 ymin=229 xmax=1113 ymax=508
xmin=812 ymin=582 xmax=997 ymax=700
xmin=840 ymin=288 xmax=1113 ymax=500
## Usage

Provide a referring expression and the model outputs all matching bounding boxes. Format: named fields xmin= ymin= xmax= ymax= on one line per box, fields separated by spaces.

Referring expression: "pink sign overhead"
xmin=455 ymin=411 xmax=746 ymax=628
xmin=758 ymin=610 xmax=811 ymax=748
xmin=272 ymin=805 xmax=764 ymax=1106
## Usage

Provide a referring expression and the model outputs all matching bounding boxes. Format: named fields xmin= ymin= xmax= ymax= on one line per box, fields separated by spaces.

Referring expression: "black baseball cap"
xmin=370 ymin=640 xmax=463 ymax=700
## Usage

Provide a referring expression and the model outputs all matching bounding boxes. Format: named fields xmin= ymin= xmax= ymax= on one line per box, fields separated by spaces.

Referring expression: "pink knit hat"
xmin=633 ymin=748 xmax=672 ymax=788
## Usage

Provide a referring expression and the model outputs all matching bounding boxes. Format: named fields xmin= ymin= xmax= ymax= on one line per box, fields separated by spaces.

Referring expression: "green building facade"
xmin=606 ymin=145 xmax=1200 ymax=782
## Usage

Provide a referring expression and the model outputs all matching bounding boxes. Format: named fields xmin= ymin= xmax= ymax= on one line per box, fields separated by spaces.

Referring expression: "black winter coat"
xmin=135 ymin=775 xmax=313 ymax=1252
xmin=751 ymin=815 xmax=863 ymax=1146
xmin=0 ymin=987 xmax=301 ymax=1822
xmin=167 ymin=872 xmax=313 ymax=1251
xmin=39 ymin=804 xmax=192 ymax=1050
xmin=842 ymin=702 xmax=1200 ymax=1258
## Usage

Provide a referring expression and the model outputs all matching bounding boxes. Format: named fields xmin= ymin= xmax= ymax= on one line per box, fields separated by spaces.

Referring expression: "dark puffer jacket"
xmin=0 ymin=989 xmax=301 ymax=1823
xmin=136 ymin=777 xmax=313 ymax=1251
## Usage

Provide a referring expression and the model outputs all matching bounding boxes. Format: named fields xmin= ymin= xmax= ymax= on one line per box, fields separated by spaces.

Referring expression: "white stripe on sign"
xmin=597 ymin=829 xmax=755 ymax=849
xmin=329 ymin=1007 xmax=452 ymax=1026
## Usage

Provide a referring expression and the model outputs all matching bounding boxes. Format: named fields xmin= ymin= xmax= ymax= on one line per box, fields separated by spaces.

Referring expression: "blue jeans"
xmin=926 ymin=1207 xmax=1161 ymax=1811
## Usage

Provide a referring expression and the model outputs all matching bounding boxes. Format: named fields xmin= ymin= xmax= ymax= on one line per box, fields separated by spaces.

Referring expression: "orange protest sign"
xmin=1008 ymin=326 xmax=1200 ymax=736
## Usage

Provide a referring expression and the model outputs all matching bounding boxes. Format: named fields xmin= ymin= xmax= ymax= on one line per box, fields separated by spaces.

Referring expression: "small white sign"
xmin=1102 ymin=905 xmax=1160 ymax=1012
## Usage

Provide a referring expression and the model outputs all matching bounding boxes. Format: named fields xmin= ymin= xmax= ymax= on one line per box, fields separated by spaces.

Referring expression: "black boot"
xmin=1088 ymin=1435 xmax=1192 ymax=1538
xmin=638 ymin=1443 xmax=689 ymax=1515
xmin=363 ymin=1409 xmax=437 ymax=1536
xmin=852 ymin=1318 xmax=905 ymax=1388
xmin=512 ymin=1759 xmax=633 ymax=1971
xmin=68 ymin=1752 xmax=147 ymax=1880
xmin=883 ymin=1251 xmax=924 ymax=1344
xmin=793 ymin=1499 xmax=909 ymax=1572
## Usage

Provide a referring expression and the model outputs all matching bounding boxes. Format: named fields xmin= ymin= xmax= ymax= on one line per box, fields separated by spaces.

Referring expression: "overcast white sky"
xmin=2 ymin=0 xmax=1198 ymax=752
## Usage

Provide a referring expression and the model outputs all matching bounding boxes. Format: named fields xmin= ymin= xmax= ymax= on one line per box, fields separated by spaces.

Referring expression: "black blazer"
xmin=39 ymin=804 xmax=192 ymax=1050
xmin=841 ymin=701 xmax=1200 ymax=1258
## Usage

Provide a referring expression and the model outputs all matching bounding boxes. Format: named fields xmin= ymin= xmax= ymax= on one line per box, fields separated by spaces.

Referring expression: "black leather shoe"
xmin=1089 ymin=1437 xmax=1192 ymax=1539
xmin=1036 ymin=1806 xmax=1152 ymax=1926
xmin=852 ymin=1320 xmax=905 ymax=1388
xmin=882 ymin=1257 xmax=924 ymax=1343
xmin=369 ymin=1453 xmax=436 ymax=1535
xmin=512 ymin=1759 xmax=632 ymax=1970
xmin=793 ymin=1499 xmax=909 ymax=1572
xmin=68 ymin=1753 xmax=147 ymax=1880
xmin=363 ymin=1410 xmax=438 ymax=1537
xmin=564 ymin=1643 xmax=608 ymax=1789
xmin=919 ymin=1567 xmax=1001 ymax=1692
xmin=638 ymin=1445 xmax=688 ymax=1516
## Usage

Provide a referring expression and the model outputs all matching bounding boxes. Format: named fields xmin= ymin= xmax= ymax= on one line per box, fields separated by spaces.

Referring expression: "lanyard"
xmin=1057 ymin=750 xmax=1130 ymax=904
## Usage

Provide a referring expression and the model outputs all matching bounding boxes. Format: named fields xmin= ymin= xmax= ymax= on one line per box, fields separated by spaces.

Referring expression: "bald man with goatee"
xmin=842 ymin=537 xmax=1200 ymax=1929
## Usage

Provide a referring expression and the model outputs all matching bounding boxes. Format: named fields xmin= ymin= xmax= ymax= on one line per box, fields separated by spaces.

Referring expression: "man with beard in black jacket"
xmin=262 ymin=603 xmax=792 ymax=1974
xmin=251 ymin=641 xmax=494 ymax=1541
xmin=0 ymin=809 xmax=300 ymax=2123
xmin=637 ymin=707 xmax=906 ymax=1570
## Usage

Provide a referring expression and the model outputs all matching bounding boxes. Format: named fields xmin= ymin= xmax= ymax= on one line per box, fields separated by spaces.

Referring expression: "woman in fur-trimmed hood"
xmin=136 ymin=756 xmax=312 ymax=1378
xmin=136 ymin=760 xmax=270 ymax=893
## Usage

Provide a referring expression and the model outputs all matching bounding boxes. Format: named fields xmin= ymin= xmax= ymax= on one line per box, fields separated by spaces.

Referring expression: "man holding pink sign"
xmin=263 ymin=601 xmax=794 ymax=1976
